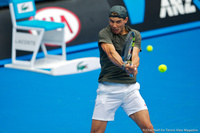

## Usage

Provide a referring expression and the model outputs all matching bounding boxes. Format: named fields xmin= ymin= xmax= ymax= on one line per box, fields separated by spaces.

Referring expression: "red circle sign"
xmin=31 ymin=7 xmax=81 ymax=45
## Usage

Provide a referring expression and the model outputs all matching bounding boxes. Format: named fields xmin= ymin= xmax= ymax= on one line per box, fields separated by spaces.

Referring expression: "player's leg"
xmin=122 ymin=82 xmax=154 ymax=132
xmin=90 ymin=120 xmax=107 ymax=133
xmin=91 ymin=82 xmax=125 ymax=133
xmin=129 ymin=110 xmax=154 ymax=133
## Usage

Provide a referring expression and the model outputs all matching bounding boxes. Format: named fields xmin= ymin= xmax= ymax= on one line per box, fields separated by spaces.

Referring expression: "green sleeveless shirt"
xmin=98 ymin=25 xmax=142 ymax=84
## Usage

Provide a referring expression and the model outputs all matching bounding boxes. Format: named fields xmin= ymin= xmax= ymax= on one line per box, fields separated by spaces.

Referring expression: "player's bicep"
xmin=101 ymin=43 xmax=124 ymax=68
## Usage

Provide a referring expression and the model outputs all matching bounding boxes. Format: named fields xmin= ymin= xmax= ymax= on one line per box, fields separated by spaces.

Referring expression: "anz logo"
xmin=123 ymin=0 xmax=200 ymax=24
xmin=160 ymin=0 xmax=200 ymax=18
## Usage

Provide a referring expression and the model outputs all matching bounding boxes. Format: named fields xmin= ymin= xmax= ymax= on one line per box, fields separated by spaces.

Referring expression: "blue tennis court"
xmin=0 ymin=28 xmax=200 ymax=133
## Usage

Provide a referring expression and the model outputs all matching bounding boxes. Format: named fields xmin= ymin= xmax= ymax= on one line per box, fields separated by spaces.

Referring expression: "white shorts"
xmin=92 ymin=82 xmax=148 ymax=121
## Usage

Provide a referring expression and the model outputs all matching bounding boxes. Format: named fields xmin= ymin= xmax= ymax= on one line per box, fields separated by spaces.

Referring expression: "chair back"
xmin=10 ymin=0 xmax=36 ymax=20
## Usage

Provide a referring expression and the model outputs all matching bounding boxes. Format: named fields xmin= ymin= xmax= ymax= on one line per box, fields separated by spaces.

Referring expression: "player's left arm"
xmin=131 ymin=47 xmax=140 ymax=68
xmin=131 ymin=30 xmax=142 ymax=68
xmin=128 ymin=47 xmax=140 ymax=76
xmin=130 ymin=30 xmax=142 ymax=76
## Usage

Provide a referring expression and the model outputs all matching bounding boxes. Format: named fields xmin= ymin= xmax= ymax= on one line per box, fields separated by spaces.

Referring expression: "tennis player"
xmin=90 ymin=5 xmax=154 ymax=133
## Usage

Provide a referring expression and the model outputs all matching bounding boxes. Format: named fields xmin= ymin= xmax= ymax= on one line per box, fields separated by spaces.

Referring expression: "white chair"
xmin=6 ymin=0 xmax=101 ymax=76
xmin=9 ymin=0 xmax=66 ymax=67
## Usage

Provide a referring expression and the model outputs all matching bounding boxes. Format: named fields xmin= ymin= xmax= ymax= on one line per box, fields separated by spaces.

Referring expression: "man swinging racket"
xmin=90 ymin=5 xmax=154 ymax=133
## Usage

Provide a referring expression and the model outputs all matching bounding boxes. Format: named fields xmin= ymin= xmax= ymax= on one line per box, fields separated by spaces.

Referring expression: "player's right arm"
xmin=101 ymin=43 xmax=133 ymax=73
xmin=99 ymin=29 xmax=134 ymax=74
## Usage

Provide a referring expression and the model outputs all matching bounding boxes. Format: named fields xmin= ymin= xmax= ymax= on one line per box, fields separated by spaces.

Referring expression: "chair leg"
xmin=41 ymin=43 xmax=48 ymax=57
xmin=30 ymin=29 xmax=45 ymax=66
xmin=61 ymin=29 xmax=66 ymax=60
xmin=12 ymin=27 xmax=17 ymax=64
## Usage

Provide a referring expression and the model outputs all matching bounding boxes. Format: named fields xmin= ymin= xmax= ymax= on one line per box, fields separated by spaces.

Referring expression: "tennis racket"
xmin=121 ymin=31 xmax=135 ymax=77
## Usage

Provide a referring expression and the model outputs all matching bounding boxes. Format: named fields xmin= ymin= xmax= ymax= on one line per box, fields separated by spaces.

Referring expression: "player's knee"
xmin=142 ymin=123 xmax=154 ymax=133
xmin=91 ymin=126 xmax=106 ymax=133
xmin=91 ymin=128 xmax=104 ymax=133
xmin=91 ymin=120 xmax=107 ymax=133
xmin=147 ymin=123 xmax=153 ymax=130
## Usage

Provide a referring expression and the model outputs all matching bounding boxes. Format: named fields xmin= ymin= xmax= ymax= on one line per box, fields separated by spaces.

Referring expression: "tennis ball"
xmin=158 ymin=64 xmax=167 ymax=73
xmin=146 ymin=45 xmax=153 ymax=52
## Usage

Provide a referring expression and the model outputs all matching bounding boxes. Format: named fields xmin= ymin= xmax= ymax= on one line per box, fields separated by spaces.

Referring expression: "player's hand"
xmin=125 ymin=64 xmax=138 ymax=76
xmin=132 ymin=65 xmax=138 ymax=76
